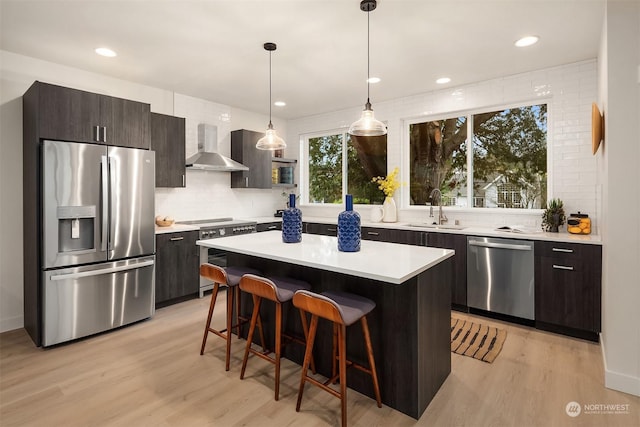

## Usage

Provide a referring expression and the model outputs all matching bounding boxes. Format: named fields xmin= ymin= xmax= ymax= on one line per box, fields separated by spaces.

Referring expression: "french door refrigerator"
xmin=41 ymin=140 xmax=155 ymax=346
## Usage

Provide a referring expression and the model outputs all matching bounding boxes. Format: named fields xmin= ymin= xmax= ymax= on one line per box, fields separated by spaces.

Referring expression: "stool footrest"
xmin=334 ymin=357 xmax=375 ymax=377
xmin=304 ymin=375 xmax=342 ymax=400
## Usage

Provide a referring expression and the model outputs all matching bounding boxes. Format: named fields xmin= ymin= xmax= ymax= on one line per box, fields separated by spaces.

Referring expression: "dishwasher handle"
xmin=468 ymin=240 xmax=532 ymax=251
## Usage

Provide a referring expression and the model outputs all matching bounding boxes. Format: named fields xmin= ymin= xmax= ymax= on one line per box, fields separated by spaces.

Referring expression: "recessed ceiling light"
xmin=515 ymin=36 xmax=539 ymax=47
xmin=274 ymin=101 xmax=286 ymax=107
xmin=367 ymin=77 xmax=381 ymax=84
xmin=436 ymin=77 xmax=451 ymax=84
xmin=95 ymin=47 xmax=117 ymax=57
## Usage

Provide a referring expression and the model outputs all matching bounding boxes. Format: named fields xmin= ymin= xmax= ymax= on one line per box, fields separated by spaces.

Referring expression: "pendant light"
xmin=348 ymin=0 xmax=387 ymax=137
xmin=256 ymin=42 xmax=286 ymax=150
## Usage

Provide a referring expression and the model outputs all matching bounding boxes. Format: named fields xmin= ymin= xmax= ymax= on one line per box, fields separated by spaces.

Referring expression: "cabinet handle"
xmin=367 ymin=231 xmax=380 ymax=236
xmin=94 ymin=125 xmax=101 ymax=142
xmin=182 ymin=175 xmax=185 ymax=187
xmin=327 ymin=227 xmax=337 ymax=232
xmin=170 ymin=237 xmax=184 ymax=241
xmin=267 ymin=225 xmax=277 ymax=230
xmin=245 ymin=177 xmax=249 ymax=187
xmin=102 ymin=126 xmax=107 ymax=142
xmin=552 ymin=248 xmax=573 ymax=253
xmin=553 ymin=264 xmax=574 ymax=271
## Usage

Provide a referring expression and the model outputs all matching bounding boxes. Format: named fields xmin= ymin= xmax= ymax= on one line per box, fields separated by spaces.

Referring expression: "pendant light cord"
xmin=268 ymin=49 xmax=273 ymax=128
xmin=367 ymin=8 xmax=371 ymax=105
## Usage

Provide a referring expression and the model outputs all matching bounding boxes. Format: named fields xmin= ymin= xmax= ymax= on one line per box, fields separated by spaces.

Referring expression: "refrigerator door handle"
xmin=101 ymin=155 xmax=109 ymax=252
xmin=49 ymin=259 xmax=155 ymax=281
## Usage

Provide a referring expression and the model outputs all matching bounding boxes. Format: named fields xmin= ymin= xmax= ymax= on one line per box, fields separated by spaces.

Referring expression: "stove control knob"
xmin=220 ymin=229 xmax=226 ymax=236
xmin=201 ymin=231 xmax=209 ymax=238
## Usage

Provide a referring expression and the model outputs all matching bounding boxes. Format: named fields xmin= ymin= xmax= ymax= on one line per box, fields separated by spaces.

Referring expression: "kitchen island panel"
xmin=227 ymin=251 xmax=452 ymax=419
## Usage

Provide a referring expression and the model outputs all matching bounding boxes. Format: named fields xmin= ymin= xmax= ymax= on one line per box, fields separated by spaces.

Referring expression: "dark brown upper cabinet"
xmin=230 ymin=129 xmax=271 ymax=189
xmin=150 ymin=112 xmax=186 ymax=187
xmin=27 ymin=81 xmax=150 ymax=149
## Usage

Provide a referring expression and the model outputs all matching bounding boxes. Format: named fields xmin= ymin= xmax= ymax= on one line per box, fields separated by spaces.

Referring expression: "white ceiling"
xmin=0 ymin=0 xmax=605 ymax=120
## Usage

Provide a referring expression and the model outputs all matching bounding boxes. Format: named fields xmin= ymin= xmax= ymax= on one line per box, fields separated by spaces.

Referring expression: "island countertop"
xmin=197 ymin=230 xmax=454 ymax=284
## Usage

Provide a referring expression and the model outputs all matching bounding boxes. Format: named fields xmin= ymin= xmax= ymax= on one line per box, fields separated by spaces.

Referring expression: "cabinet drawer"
xmin=362 ymin=227 xmax=423 ymax=245
xmin=304 ymin=222 xmax=337 ymax=236
xmin=535 ymin=256 xmax=600 ymax=332
xmin=534 ymin=241 xmax=601 ymax=261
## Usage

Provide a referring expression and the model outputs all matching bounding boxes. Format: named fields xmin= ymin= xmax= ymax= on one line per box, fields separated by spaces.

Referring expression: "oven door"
xmin=199 ymin=244 xmax=228 ymax=298
xmin=207 ymin=246 xmax=228 ymax=268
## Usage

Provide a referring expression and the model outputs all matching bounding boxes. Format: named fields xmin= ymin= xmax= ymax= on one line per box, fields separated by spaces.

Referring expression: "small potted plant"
xmin=541 ymin=198 xmax=566 ymax=232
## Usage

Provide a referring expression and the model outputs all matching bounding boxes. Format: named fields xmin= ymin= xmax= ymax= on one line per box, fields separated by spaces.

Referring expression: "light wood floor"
xmin=1 ymin=294 xmax=638 ymax=427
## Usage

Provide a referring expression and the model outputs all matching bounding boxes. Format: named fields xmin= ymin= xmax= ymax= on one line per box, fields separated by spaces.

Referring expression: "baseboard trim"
xmin=0 ymin=314 xmax=24 ymax=333
xmin=600 ymin=332 xmax=640 ymax=397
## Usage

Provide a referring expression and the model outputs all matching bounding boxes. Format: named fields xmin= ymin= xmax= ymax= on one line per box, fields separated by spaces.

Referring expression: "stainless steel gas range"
xmin=176 ymin=218 xmax=257 ymax=297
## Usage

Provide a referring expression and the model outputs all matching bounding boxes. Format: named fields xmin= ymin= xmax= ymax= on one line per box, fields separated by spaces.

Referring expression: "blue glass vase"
xmin=338 ymin=194 xmax=361 ymax=252
xmin=282 ymin=194 xmax=302 ymax=243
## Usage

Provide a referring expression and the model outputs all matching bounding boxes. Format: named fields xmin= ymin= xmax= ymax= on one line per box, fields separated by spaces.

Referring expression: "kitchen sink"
xmin=406 ymin=223 xmax=467 ymax=230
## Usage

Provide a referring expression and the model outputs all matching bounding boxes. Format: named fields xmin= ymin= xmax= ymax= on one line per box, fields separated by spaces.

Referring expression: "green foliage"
xmin=541 ymin=198 xmax=566 ymax=231
xmin=409 ymin=104 xmax=547 ymax=208
xmin=473 ymin=105 xmax=547 ymax=208
xmin=308 ymin=134 xmax=342 ymax=203
xmin=309 ymin=133 xmax=386 ymax=205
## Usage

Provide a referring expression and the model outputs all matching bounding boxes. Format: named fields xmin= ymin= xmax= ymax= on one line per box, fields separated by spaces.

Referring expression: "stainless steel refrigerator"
xmin=41 ymin=140 xmax=155 ymax=346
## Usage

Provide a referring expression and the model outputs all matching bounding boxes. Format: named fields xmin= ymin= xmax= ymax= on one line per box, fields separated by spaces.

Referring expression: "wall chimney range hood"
xmin=185 ymin=124 xmax=249 ymax=171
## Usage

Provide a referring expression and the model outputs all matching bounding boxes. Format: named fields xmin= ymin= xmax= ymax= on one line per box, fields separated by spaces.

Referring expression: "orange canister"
xmin=567 ymin=212 xmax=591 ymax=235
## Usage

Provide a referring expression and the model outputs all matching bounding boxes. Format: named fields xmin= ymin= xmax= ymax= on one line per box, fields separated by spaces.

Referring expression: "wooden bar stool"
xmin=239 ymin=274 xmax=315 ymax=401
xmin=199 ymin=263 xmax=266 ymax=371
xmin=292 ymin=290 xmax=382 ymax=427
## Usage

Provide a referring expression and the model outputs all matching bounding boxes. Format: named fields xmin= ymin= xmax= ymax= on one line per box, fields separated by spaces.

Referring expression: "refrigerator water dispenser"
xmin=57 ymin=206 xmax=96 ymax=253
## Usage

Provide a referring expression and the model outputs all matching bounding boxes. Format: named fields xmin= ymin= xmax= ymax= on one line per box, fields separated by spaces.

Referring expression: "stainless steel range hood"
xmin=185 ymin=124 xmax=249 ymax=171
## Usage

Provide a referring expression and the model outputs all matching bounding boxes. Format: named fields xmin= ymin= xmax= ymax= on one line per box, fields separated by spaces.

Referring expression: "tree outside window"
xmin=409 ymin=104 xmax=547 ymax=209
xmin=307 ymin=132 xmax=387 ymax=204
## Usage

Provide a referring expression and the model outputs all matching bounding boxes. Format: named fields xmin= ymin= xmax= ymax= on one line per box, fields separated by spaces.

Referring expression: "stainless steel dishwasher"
xmin=467 ymin=236 xmax=535 ymax=320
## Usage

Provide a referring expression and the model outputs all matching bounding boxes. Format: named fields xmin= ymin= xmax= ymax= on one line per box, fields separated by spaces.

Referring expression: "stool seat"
xmin=270 ymin=276 xmax=312 ymax=301
xmin=239 ymin=274 xmax=315 ymax=401
xmin=224 ymin=266 xmax=260 ymax=287
xmin=320 ymin=290 xmax=375 ymax=326
xmin=199 ymin=264 xmax=266 ymax=371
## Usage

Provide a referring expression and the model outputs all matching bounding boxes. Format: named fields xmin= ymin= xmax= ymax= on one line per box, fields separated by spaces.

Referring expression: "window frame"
xmin=300 ymin=128 xmax=347 ymax=206
xmin=300 ymin=128 xmax=388 ymax=206
xmin=402 ymin=99 xmax=551 ymax=213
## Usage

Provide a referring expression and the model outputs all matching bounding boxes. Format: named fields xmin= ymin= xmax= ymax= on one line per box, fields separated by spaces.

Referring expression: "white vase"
xmin=382 ymin=196 xmax=397 ymax=222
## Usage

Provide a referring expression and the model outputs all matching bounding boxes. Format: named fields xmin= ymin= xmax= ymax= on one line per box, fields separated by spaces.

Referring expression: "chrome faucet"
xmin=429 ymin=188 xmax=448 ymax=225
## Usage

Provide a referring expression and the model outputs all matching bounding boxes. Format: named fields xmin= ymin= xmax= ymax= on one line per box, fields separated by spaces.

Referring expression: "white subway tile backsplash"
xmin=287 ymin=59 xmax=599 ymax=228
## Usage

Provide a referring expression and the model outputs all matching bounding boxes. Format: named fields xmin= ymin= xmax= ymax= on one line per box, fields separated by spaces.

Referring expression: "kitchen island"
xmin=197 ymin=231 xmax=454 ymax=419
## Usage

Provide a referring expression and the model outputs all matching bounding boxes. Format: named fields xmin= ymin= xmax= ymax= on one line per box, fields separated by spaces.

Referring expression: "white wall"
xmin=154 ymin=93 xmax=287 ymax=221
xmin=0 ymin=50 xmax=284 ymax=332
xmin=599 ymin=0 xmax=640 ymax=397
xmin=288 ymin=61 xmax=599 ymax=229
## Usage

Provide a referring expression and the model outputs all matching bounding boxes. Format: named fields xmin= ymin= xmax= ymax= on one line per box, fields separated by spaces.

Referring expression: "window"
xmin=306 ymin=131 xmax=387 ymax=204
xmin=409 ymin=103 xmax=547 ymax=209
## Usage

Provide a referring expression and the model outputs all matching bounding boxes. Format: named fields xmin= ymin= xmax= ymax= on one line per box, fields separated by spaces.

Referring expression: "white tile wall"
xmin=154 ymin=93 xmax=287 ymax=221
xmin=287 ymin=60 xmax=599 ymax=232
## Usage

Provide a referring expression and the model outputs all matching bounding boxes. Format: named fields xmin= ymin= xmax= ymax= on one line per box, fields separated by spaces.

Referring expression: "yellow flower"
xmin=371 ymin=167 xmax=402 ymax=198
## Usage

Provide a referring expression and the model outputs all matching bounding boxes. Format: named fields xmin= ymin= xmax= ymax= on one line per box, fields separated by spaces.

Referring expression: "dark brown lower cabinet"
xmin=426 ymin=232 xmax=467 ymax=310
xmin=361 ymin=226 xmax=423 ymax=245
xmin=155 ymin=231 xmax=199 ymax=307
xmin=534 ymin=241 xmax=602 ymax=341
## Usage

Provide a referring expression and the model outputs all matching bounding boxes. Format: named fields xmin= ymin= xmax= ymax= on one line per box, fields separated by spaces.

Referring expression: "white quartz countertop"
xmin=299 ymin=216 xmax=602 ymax=245
xmin=197 ymin=231 xmax=454 ymax=284
xmin=155 ymin=224 xmax=199 ymax=234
